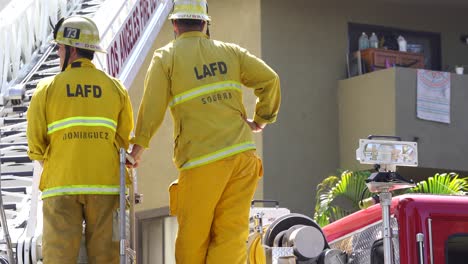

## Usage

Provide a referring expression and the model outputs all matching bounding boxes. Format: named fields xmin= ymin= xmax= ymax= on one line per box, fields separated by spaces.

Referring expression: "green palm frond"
xmin=314 ymin=170 xmax=371 ymax=226
xmin=410 ymin=173 xmax=468 ymax=195
xmin=331 ymin=171 xmax=369 ymax=205
xmin=314 ymin=170 xmax=468 ymax=227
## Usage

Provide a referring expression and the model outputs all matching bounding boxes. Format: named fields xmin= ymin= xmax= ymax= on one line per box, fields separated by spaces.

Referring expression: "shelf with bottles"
xmin=355 ymin=48 xmax=425 ymax=73
xmin=348 ymin=22 xmax=441 ymax=72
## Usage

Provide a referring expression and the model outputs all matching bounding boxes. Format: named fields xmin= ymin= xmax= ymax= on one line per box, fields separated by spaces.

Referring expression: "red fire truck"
xmin=248 ymin=137 xmax=468 ymax=264
xmin=323 ymin=194 xmax=468 ymax=264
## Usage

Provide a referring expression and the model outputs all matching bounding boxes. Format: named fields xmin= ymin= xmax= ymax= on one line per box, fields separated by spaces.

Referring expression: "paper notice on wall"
xmin=416 ymin=69 xmax=451 ymax=124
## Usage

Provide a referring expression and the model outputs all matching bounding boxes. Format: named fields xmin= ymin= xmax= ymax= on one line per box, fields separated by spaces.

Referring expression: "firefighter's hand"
xmin=127 ymin=144 xmax=145 ymax=168
xmin=245 ymin=119 xmax=265 ymax=133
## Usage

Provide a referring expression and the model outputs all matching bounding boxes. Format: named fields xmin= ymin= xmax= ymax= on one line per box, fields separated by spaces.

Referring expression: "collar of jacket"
xmin=64 ymin=58 xmax=96 ymax=71
xmin=177 ymin=31 xmax=208 ymax=40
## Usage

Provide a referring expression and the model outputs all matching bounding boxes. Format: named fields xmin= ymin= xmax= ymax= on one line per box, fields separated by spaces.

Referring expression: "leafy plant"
xmin=314 ymin=171 xmax=468 ymax=227
xmin=409 ymin=173 xmax=468 ymax=195
xmin=314 ymin=170 xmax=371 ymax=226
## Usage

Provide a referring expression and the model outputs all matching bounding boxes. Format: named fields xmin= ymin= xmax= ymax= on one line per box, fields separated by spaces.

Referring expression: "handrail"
xmin=0 ymin=0 xmax=80 ymax=100
xmin=92 ymin=0 xmax=138 ymax=71
xmin=93 ymin=0 xmax=173 ymax=86
xmin=95 ymin=0 xmax=136 ymax=41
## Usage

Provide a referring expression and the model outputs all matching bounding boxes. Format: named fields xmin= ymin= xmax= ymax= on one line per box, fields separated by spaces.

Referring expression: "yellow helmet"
xmin=169 ymin=0 xmax=211 ymax=21
xmin=53 ymin=16 xmax=106 ymax=53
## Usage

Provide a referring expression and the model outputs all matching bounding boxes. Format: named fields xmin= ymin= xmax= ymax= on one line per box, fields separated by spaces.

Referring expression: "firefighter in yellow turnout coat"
xmin=27 ymin=16 xmax=134 ymax=264
xmin=129 ymin=1 xmax=281 ymax=263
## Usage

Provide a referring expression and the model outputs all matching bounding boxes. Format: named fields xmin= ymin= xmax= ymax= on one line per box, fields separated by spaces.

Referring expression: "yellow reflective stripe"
xmin=181 ymin=141 xmax=256 ymax=170
xmin=47 ymin=116 xmax=117 ymax=134
xmin=169 ymin=81 xmax=242 ymax=107
xmin=41 ymin=185 xmax=120 ymax=199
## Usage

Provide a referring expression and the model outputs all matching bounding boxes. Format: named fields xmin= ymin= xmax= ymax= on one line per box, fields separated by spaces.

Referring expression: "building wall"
xmin=261 ymin=0 xmax=468 ymax=216
xmin=394 ymin=68 xmax=468 ymax=172
xmin=128 ymin=0 xmax=262 ymax=212
xmin=339 ymin=67 xmax=468 ymax=180
xmin=338 ymin=68 xmax=396 ymax=170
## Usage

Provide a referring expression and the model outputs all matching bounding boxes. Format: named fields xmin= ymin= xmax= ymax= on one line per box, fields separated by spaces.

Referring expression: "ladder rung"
xmin=3 ymin=118 xmax=26 ymax=124
xmin=3 ymin=203 xmax=17 ymax=210
xmin=1 ymin=187 xmax=27 ymax=194
xmin=0 ymin=143 xmax=28 ymax=148
xmin=1 ymin=171 xmax=33 ymax=177
xmin=1 ymin=156 xmax=31 ymax=163
xmin=2 ymin=131 xmax=26 ymax=137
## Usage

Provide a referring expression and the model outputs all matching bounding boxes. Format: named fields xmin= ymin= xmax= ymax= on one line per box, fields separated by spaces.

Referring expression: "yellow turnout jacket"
xmin=132 ymin=31 xmax=281 ymax=170
xmin=27 ymin=58 xmax=134 ymax=198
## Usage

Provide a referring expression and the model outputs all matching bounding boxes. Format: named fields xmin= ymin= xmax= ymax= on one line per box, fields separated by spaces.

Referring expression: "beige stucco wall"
xmin=261 ymin=0 xmax=468 ymax=216
xmin=128 ymin=0 xmax=262 ymax=212
xmin=338 ymin=68 xmax=396 ymax=170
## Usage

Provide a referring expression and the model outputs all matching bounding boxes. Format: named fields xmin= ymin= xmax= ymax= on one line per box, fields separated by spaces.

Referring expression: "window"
xmin=446 ymin=234 xmax=468 ymax=264
xmin=348 ymin=22 xmax=442 ymax=70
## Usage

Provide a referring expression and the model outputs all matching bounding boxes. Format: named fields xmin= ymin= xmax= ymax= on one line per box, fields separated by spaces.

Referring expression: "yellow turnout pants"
xmin=170 ymin=150 xmax=263 ymax=264
xmin=42 ymin=194 xmax=119 ymax=264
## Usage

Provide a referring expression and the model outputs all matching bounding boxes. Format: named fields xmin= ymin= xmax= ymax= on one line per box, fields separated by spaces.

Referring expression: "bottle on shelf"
xmin=369 ymin=32 xmax=379 ymax=48
xmin=397 ymin=35 xmax=407 ymax=52
xmin=358 ymin=32 xmax=369 ymax=50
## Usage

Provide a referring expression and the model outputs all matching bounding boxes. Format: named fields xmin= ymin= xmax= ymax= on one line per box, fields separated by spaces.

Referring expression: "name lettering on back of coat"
xmin=194 ymin=61 xmax=227 ymax=80
xmin=66 ymin=84 xmax=102 ymax=98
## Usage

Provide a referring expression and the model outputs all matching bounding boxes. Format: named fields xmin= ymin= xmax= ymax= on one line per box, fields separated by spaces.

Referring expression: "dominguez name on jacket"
xmin=62 ymin=131 xmax=110 ymax=140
